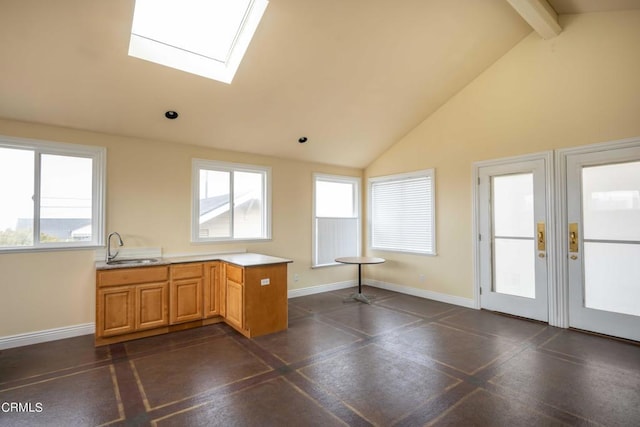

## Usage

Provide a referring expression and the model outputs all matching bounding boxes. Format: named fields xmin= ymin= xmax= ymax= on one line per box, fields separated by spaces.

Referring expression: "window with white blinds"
xmin=313 ymin=174 xmax=361 ymax=267
xmin=369 ymin=169 xmax=435 ymax=255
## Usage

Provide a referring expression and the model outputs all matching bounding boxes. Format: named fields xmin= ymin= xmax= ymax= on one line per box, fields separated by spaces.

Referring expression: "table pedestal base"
xmin=343 ymin=292 xmax=376 ymax=304
xmin=335 ymin=257 xmax=385 ymax=305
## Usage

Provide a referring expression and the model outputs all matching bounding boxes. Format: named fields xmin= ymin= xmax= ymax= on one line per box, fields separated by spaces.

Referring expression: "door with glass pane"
xmin=479 ymin=158 xmax=549 ymax=322
xmin=565 ymin=146 xmax=640 ymax=341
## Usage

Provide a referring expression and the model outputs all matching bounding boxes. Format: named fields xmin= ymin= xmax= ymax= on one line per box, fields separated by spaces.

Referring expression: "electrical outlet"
xmin=294 ymin=274 xmax=299 ymax=282
xmin=419 ymin=274 xmax=425 ymax=283
xmin=260 ymin=278 xmax=270 ymax=286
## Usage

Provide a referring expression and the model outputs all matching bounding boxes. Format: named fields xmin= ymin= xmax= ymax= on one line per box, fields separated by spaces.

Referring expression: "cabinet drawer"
xmin=225 ymin=263 xmax=243 ymax=283
xmin=98 ymin=266 xmax=169 ymax=287
xmin=171 ymin=263 xmax=204 ymax=280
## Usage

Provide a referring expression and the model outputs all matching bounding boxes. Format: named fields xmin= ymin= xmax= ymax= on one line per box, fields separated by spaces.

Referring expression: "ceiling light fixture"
xmin=165 ymin=110 xmax=179 ymax=119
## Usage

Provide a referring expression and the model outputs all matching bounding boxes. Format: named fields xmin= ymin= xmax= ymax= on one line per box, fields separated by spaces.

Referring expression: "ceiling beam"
xmin=506 ymin=0 xmax=562 ymax=39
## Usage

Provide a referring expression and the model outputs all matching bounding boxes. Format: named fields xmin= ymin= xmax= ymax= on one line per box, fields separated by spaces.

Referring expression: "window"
xmin=369 ymin=169 xmax=435 ymax=255
xmin=192 ymin=159 xmax=271 ymax=242
xmin=129 ymin=0 xmax=269 ymax=84
xmin=313 ymin=174 xmax=361 ymax=267
xmin=0 ymin=136 xmax=105 ymax=251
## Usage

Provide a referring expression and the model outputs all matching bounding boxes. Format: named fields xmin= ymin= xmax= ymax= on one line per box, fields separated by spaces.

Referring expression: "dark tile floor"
xmin=1 ymin=286 xmax=639 ymax=426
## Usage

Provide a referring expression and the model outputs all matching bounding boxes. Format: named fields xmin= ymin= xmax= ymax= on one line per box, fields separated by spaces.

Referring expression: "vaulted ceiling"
xmin=1 ymin=0 xmax=639 ymax=168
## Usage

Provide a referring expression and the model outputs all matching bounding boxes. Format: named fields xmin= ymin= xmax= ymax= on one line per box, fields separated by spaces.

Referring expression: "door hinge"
xmin=477 ymin=177 xmax=480 ymax=185
xmin=479 ymin=234 xmax=482 ymax=241
xmin=480 ymin=287 xmax=483 ymax=295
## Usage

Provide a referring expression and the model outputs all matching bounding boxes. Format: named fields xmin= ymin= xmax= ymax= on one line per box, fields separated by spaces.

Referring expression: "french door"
xmin=478 ymin=156 xmax=551 ymax=322
xmin=564 ymin=145 xmax=640 ymax=341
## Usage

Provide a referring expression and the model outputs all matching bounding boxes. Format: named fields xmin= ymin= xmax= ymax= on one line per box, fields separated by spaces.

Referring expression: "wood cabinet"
xmin=204 ymin=261 xmax=222 ymax=318
xmin=96 ymin=266 xmax=169 ymax=344
xmin=224 ymin=263 xmax=244 ymax=330
xmin=169 ymin=261 xmax=222 ymax=323
xmin=95 ymin=256 xmax=289 ymax=345
xmin=97 ymin=285 xmax=135 ymax=337
xmin=170 ymin=263 xmax=204 ymax=324
xmin=136 ymin=282 xmax=169 ymax=330
xmin=223 ymin=262 xmax=288 ymax=338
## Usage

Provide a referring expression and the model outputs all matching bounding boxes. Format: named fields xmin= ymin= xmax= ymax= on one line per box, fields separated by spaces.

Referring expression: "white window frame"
xmin=191 ymin=158 xmax=271 ymax=243
xmin=368 ymin=169 xmax=436 ymax=255
xmin=0 ymin=135 xmax=106 ymax=252
xmin=312 ymin=173 xmax=361 ymax=267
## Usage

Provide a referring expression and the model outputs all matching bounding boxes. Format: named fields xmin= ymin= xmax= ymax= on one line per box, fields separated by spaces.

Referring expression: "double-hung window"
xmin=313 ymin=174 xmax=361 ymax=266
xmin=369 ymin=169 xmax=436 ymax=255
xmin=0 ymin=136 xmax=105 ymax=251
xmin=192 ymin=159 xmax=271 ymax=242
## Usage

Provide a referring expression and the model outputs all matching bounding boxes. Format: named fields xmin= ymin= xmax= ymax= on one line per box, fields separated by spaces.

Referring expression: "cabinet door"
xmin=204 ymin=262 xmax=221 ymax=318
xmin=136 ymin=282 xmax=169 ymax=330
xmin=97 ymin=286 xmax=135 ymax=337
xmin=170 ymin=278 xmax=203 ymax=324
xmin=225 ymin=279 xmax=244 ymax=330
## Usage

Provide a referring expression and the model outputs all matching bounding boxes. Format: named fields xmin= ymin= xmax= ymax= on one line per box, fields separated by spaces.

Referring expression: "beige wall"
xmin=0 ymin=119 xmax=360 ymax=337
xmin=365 ymin=11 xmax=640 ymax=299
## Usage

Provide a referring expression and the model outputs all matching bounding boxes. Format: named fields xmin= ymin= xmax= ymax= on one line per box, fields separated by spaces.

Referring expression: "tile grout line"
xmin=109 ymin=342 xmax=151 ymax=425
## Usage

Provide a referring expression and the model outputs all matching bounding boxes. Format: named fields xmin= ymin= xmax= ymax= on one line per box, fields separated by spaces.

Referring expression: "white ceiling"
xmin=0 ymin=0 xmax=639 ymax=168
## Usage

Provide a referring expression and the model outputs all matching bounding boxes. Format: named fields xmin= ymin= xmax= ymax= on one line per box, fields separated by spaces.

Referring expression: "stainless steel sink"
xmin=106 ymin=258 xmax=159 ymax=265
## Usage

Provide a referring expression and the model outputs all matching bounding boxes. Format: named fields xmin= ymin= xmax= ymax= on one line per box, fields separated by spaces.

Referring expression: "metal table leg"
xmin=343 ymin=263 xmax=376 ymax=304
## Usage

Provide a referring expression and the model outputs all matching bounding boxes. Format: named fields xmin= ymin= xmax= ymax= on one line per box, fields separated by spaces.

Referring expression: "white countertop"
xmin=217 ymin=253 xmax=292 ymax=267
xmin=96 ymin=252 xmax=292 ymax=270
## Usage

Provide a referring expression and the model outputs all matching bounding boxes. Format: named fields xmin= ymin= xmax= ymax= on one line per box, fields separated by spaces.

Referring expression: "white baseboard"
xmin=365 ymin=279 xmax=476 ymax=308
xmin=0 ymin=323 xmax=95 ymax=350
xmin=288 ymin=278 xmax=475 ymax=309
xmin=2 ymin=280 xmax=473 ymax=350
xmin=288 ymin=280 xmax=356 ymax=298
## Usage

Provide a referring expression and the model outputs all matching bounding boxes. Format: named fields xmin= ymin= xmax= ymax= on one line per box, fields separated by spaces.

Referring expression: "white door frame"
xmin=555 ymin=136 xmax=640 ymax=330
xmin=473 ymin=137 xmax=640 ymax=330
xmin=472 ymin=151 xmax=558 ymax=324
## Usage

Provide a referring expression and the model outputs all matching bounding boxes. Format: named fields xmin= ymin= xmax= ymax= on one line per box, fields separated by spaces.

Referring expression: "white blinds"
xmin=370 ymin=173 xmax=434 ymax=254
xmin=315 ymin=217 xmax=359 ymax=265
xmin=313 ymin=174 xmax=361 ymax=266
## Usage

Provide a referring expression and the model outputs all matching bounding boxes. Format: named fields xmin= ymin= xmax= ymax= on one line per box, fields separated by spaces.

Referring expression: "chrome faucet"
xmin=106 ymin=232 xmax=124 ymax=263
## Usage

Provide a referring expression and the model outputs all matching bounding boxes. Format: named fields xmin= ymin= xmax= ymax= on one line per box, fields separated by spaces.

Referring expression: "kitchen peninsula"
xmin=95 ymin=253 xmax=292 ymax=346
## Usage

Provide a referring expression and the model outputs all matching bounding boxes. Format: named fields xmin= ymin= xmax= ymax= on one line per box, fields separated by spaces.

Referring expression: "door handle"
xmin=569 ymin=223 xmax=579 ymax=252
xmin=537 ymin=222 xmax=545 ymax=251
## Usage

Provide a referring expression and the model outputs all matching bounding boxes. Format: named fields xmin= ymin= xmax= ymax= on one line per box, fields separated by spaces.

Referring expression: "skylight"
xmin=129 ymin=0 xmax=268 ymax=84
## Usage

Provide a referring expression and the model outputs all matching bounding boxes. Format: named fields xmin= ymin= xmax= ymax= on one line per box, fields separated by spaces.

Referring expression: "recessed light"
xmin=165 ymin=110 xmax=179 ymax=119
xmin=298 ymin=137 xmax=308 ymax=143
